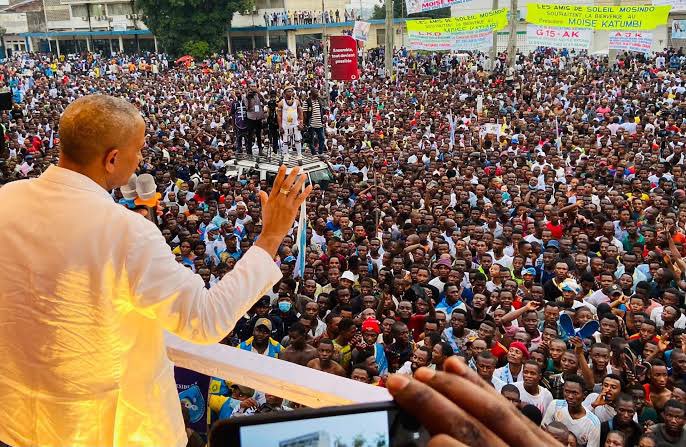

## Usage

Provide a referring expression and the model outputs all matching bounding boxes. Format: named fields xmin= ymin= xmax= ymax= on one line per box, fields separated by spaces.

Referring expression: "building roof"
xmin=2 ymin=0 xmax=41 ymax=13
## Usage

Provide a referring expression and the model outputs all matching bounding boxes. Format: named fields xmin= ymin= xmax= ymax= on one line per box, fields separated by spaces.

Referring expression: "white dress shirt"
xmin=0 ymin=166 xmax=282 ymax=447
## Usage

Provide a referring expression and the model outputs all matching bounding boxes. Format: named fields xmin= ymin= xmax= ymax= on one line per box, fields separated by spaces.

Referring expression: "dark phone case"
xmin=209 ymin=401 xmax=430 ymax=447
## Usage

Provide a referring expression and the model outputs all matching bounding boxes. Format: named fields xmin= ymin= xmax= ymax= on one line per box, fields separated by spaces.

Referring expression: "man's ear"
xmin=104 ymin=148 xmax=119 ymax=174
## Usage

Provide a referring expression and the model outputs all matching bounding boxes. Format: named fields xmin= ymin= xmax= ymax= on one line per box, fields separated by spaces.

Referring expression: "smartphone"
xmin=209 ymin=401 xmax=430 ymax=447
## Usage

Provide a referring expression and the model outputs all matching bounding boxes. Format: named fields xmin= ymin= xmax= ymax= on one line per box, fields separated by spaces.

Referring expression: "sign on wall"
xmin=608 ymin=31 xmax=653 ymax=53
xmin=406 ymin=8 xmax=509 ymax=33
xmin=408 ymin=28 xmax=493 ymax=51
xmin=526 ymin=3 xmax=671 ymax=30
xmin=526 ymin=25 xmax=593 ymax=50
xmin=405 ymin=0 xmax=474 ymax=15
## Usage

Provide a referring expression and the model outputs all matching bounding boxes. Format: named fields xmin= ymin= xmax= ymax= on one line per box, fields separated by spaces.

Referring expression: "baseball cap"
xmin=255 ymin=296 xmax=270 ymax=307
xmin=233 ymin=384 xmax=255 ymax=397
xmin=341 ymin=271 xmax=356 ymax=282
xmin=361 ymin=318 xmax=381 ymax=334
xmin=522 ymin=267 xmax=536 ymax=276
xmin=546 ymin=240 xmax=560 ymax=252
xmin=561 ymin=279 xmax=580 ymax=293
xmin=255 ymin=317 xmax=273 ymax=331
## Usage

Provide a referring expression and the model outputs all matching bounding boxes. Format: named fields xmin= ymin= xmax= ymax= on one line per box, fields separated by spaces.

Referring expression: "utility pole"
xmin=489 ymin=0 xmax=498 ymax=70
xmin=322 ymin=0 xmax=331 ymax=99
xmin=384 ymin=0 xmax=393 ymax=78
xmin=505 ymin=0 xmax=518 ymax=68
xmin=608 ymin=0 xmax=621 ymax=67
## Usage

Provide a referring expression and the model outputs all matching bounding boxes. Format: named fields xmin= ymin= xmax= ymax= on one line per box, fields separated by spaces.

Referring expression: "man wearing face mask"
xmin=269 ymin=293 xmax=299 ymax=341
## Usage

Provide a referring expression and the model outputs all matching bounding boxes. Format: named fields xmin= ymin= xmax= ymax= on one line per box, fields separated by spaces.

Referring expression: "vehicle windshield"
xmin=308 ymin=168 xmax=333 ymax=187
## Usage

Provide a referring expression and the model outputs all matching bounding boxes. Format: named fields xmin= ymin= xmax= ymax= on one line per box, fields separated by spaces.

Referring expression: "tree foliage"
xmin=182 ymin=40 xmax=210 ymax=58
xmin=136 ymin=0 xmax=253 ymax=56
xmin=372 ymin=0 xmax=450 ymax=19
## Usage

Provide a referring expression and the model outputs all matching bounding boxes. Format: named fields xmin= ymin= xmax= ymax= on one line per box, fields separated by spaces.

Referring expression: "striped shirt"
xmin=305 ymin=98 xmax=326 ymax=128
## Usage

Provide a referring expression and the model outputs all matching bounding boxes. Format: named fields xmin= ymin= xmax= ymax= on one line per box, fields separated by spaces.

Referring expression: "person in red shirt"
xmin=395 ymin=299 xmax=435 ymax=342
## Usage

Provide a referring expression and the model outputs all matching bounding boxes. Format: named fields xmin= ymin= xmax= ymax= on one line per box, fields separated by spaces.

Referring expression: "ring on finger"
xmin=279 ymin=188 xmax=290 ymax=195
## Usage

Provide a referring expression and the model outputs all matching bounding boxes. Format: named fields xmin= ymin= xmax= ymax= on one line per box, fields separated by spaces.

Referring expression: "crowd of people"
xmin=263 ymin=8 xmax=359 ymax=27
xmin=2 ymin=45 xmax=686 ymax=447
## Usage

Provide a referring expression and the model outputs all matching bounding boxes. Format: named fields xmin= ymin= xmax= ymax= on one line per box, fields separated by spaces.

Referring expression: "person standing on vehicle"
xmin=266 ymin=90 xmax=280 ymax=155
xmin=277 ymin=85 xmax=303 ymax=161
xmin=304 ymin=88 xmax=328 ymax=156
xmin=243 ymin=82 xmax=265 ymax=156
xmin=230 ymin=90 xmax=249 ymax=154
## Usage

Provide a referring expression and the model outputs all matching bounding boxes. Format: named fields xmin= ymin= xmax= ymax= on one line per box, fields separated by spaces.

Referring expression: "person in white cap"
xmin=277 ymin=84 xmax=303 ymax=161
xmin=0 ymin=95 xmax=312 ymax=447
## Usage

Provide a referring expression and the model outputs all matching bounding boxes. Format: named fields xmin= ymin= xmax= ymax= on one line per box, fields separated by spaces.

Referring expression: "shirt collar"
xmin=39 ymin=165 xmax=113 ymax=201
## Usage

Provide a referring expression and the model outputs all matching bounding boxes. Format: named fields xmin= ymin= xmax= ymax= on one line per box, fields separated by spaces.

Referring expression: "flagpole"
xmin=293 ymin=182 xmax=307 ymax=281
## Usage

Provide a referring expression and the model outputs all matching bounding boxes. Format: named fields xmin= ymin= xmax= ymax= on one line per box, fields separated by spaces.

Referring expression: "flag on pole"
xmin=293 ymin=192 xmax=307 ymax=279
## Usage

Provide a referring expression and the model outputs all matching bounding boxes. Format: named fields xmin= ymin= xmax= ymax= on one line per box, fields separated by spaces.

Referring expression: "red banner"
xmin=329 ymin=36 xmax=359 ymax=81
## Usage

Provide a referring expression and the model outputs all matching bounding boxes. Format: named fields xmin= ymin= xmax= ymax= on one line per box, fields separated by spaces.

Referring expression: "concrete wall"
xmin=0 ymin=12 xmax=29 ymax=34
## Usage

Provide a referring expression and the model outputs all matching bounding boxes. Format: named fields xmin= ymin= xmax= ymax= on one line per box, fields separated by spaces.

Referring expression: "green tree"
xmin=182 ymin=40 xmax=210 ymax=58
xmin=136 ymin=0 xmax=253 ymax=56
xmin=352 ymin=434 xmax=366 ymax=447
xmin=372 ymin=0 xmax=450 ymax=19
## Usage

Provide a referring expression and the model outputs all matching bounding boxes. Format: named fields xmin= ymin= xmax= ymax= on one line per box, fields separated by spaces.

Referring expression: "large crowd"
xmin=1 ymin=45 xmax=686 ymax=447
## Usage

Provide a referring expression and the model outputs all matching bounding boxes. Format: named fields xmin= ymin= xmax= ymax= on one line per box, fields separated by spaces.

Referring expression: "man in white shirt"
xmin=0 ymin=95 xmax=312 ymax=447
xmin=514 ymin=361 xmax=554 ymax=415
xmin=543 ymin=376 xmax=601 ymax=447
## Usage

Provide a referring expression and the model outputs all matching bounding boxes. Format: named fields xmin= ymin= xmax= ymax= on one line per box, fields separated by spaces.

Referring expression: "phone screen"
xmin=240 ymin=410 xmax=390 ymax=446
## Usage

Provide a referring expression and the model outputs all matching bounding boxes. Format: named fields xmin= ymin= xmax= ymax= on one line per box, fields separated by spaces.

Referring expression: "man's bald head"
xmin=59 ymin=95 xmax=143 ymax=166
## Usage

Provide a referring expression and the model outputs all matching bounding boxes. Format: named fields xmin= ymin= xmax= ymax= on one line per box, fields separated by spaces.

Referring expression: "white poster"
xmin=653 ymin=0 xmax=686 ymax=12
xmin=673 ymin=20 xmax=686 ymax=39
xmin=408 ymin=28 xmax=492 ymax=52
xmin=609 ymin=31 xmax=653 ymax=54
xmin=481 ymin=123 xmax=501 ymax=137
xmin=352 ymin=21 xmax=371 ymax=41
xmin=526 ymin=25 xmax=593 ymax=50
xmin=405 ymin=0 xmax=474 ymax=15
xmin=112 ymin=20 xmax=128 ymax=32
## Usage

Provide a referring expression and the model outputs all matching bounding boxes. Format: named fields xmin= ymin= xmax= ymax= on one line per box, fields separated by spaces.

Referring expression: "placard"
xmin=608 ymin=31 xmax=653 ymax=53
xmin=175 ymin=366 xmax=210 ymax=435
xmin=526 ymin=25 xmax=593 ymax=49
xmin=329 ymin=36 xmax=359 ymax=81
xmin=526 ymin=3 xmax=671 ymax=30
xmin=673 ymin=20 xmax=686 ymax=39
xmin=352 ymin=20 xmax=371 ymax=41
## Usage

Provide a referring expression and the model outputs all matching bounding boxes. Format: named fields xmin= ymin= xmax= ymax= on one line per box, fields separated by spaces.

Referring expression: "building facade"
xmin=278 ymin=431 xmax=332 ymax=447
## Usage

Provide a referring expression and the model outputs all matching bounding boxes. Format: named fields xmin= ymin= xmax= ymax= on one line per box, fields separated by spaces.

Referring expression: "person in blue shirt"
xmin=436 ymin=283 xmax=467 ymax=318
xmin=239 ymin=318 xmax=283 ymax=357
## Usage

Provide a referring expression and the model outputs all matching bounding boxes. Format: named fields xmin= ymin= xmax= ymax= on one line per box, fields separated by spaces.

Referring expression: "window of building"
xmin=71 ymin=5 xmax=87 ymax=18
xmin=72 ymin=3 xmax=106 ymax=18
xmin=107 ymin=3 xmax=133 ymax=16
xmin=254 ymin=0 xmax=284 ymax=9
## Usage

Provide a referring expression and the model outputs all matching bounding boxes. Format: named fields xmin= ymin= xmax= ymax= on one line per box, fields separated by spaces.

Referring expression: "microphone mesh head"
xmin=120 ymin=174 xmax=138 ymax=199
xmin=136 ymin=173 xmax=157 ymax=200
